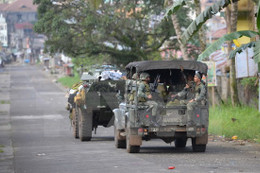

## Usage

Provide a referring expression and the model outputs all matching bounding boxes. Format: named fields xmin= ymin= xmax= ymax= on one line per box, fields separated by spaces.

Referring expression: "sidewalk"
xmin=0 ymin=68 xmax=14 ymax=173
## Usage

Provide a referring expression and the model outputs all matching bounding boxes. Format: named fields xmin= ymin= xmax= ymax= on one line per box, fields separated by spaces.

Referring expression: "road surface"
xmin=0 ymin=64 xmax=259 ymax=173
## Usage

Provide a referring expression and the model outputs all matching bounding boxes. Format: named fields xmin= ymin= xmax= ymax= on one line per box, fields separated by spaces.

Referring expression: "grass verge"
xmin=0 ymin=100 xmax=10 ymax=104
xmin=0 ymin=145 xmax=4 ymax=153
xmin=57 ymin=76 xmax=80 ymax=88
xmin=209 ymin=103 xmax=260 ymax=143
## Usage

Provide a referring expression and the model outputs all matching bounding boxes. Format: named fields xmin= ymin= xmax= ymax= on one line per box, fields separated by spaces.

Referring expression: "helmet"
xmin=195 ymin=72 xmax=202 ymax=80
xmin=140 ymin=72 xmax=150 ymax=80
xmin=132 ymin=73 xmax=139 ymax=79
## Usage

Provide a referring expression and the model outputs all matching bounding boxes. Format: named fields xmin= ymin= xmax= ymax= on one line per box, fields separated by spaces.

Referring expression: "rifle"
xmin=151 ymin=74 xmax=160 ymax=92
xmin=180 ymin=65 xmax=188 ymax=84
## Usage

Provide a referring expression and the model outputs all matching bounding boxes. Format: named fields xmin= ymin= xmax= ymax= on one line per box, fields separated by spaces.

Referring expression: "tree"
xmin=196 ymin=1 xmax=260 ymax=106
xmin=166 ymin=0 xmax=258 ymax=106
xmin=33 ymin=0 xmax=192 ymax=65
xmin=166 ymin=0 xmax=189 ymax=60
xmin=166 ymin=0 xmax=231 ymax=58
xmin=228 ymin=2 xmax=240 ymax=106
xmin=198 ymin=1 xmax=260 ymax=62
xmin=194 ymin=0 xmax=206 ymax=53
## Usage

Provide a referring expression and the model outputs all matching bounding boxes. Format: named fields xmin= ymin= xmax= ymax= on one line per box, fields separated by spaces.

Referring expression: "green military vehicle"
xmin=68 ymin=72 xmax=125 ymax=141
xmin=113 ymin=60 xmax=208 ymax=153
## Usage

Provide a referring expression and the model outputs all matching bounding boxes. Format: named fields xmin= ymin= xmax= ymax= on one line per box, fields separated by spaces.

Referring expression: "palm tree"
xmin=229 ymin=2 xmax=239 ymax=106
xmin=166 ymin=0 xmax=189 ymax=60
xmin=166 ymin=0 xmax=260 ymax=106
xmin=194 ymin=0 xmax=206 ymax=53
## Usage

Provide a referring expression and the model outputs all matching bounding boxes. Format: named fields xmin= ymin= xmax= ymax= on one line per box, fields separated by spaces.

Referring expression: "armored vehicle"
xmin=69 ymin=72 xmax=125 ymax=141
xmin=113 ymin=60 xmax=208 ymax=153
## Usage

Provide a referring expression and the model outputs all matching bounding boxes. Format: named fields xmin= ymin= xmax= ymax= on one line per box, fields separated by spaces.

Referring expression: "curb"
xmin=0 ymin=69 xmax=15 ymax=173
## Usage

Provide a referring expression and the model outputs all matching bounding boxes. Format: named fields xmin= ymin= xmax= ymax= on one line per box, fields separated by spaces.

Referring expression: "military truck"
xmin=68 ymin=72 xmax=125 ymax=141
xmin=113 ymin=60 xmax=208 ymax=153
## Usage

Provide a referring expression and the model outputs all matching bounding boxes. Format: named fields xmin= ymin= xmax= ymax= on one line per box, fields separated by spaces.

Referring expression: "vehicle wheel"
xmin=72 ymin=106 xmax=79 ymax=139
xmin=114 ymin=126 xmax=126 ymax=148
xmin=126 ymin=125 xmax=140 ymax=153
xmin=174 ymin=138 xmax=187 ymax=148
xmin=78 ymin=107 xmax=92 ymax=141
xmin=192 ymin=138 xmax=206 ymax=152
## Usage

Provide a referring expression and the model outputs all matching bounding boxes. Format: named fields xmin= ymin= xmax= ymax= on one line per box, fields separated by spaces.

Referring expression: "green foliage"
xmin=34 ymin=0 xmax=188 ymax=65
xmin=164 ymin=0 xmax=186 ymax=17
xmin=195 ymin=0 xmax=260 ymax=63
xmin=241 ymin=77 xmax=258 ymax=89
xmin=229 ymin=42 xmax=256 ymax=59
xmin=0 ymin=100 xmax=10 ymax=104
xmin=209 ymin=104 xmax=260 ymax=142
xmin=57 ymin=76 xmax=81 ymax=88
xmin=72 ymin=54 xmax=114 ymax=71
xmin=0 ymin=145 xmax=4 ymax=153
xmin=198 ymin=31 xmax=260 ymax=61
xmin=257 ymin=0 xmax=260 ymax=32
xmin=180 ymin=0 xmax=237 ymax=45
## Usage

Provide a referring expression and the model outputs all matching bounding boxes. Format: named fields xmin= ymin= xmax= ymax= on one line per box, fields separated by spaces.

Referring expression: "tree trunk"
xmin=194 ymin=0 xmax=206 ymax=53
xmin=170 ymin=0 xmax=189 ymax=60
xmin=229 ymin=2 xmax=240 ymax=106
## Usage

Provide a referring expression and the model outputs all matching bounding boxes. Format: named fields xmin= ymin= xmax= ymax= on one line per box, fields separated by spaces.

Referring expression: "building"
xmin=0 ymin=13 xmax=7 ymax=47
xmin=0 ymin=0 xmax=45 ymax=63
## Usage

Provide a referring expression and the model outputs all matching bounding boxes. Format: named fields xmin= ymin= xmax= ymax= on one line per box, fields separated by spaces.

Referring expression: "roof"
xmin=212 ymin=28 xmax=227 ymax=38
xmin=1 ymin=0 xmax=37 ymax=12
xmin=15 ymin=22 xmax=33 ymax=29
xmin=0 ymin=4 xmax=8 ymax=11
xmin=125 ymin=60 xmax=208 ymax=74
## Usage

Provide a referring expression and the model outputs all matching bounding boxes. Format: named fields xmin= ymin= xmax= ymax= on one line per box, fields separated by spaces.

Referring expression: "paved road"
xmin=1 ymin=64 xmax=260 ymax=173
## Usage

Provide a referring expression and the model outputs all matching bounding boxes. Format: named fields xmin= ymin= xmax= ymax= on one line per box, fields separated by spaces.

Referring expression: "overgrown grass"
xmin=209 ymin=103 xmax=260 ymax=143
xmin=57 ymin=76 xmax=80 ymax=88
xmin=0 ymin=145 xmax=4 ymax=153
xmin=0 ymin=100 xmax=10 ymax=104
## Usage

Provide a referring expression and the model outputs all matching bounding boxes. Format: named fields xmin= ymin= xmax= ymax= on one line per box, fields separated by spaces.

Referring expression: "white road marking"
xmin=12 ymin=114 xmax=64 ymax=120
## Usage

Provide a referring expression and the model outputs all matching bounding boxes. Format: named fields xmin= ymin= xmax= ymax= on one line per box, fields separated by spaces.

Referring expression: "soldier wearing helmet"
xmin=186 ymin=72 xmax=207 ymax=126
xmin=137 ymin=72 xmax=158 ymax=126
xmin=127 ymin=73 xmax=140 ymax=103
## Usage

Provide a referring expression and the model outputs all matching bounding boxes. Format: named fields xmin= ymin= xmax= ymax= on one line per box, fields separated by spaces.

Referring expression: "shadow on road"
xmin=88 ymin=136 xmax=114 ymax=142
xmin=137 ymin=142 xmax=242 ymax=154
xmin=139 ymin=146 xmax=193 ymax=154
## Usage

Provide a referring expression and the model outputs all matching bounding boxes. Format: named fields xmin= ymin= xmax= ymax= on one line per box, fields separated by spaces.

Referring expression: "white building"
xmin=0 ymin=13 xmax=7 ymax=47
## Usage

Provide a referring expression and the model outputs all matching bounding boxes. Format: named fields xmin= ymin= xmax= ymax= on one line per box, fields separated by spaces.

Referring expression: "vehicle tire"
xmin=192 ymin=138 xmax=206 ymax=152
xmin=114 ymin=126 xmax=126 ymax=148
xmin=126 ymin=122 xmax=140 ymax=153
xmin=72 ymin=106 xmax=79 ymax=139
xmin=126 ymin=133 xmax=140 ymax=153
xmin=174 ymin=138 xmax=187 ymax=148
xmin=78 ymin=107 xmax=92 ymax=141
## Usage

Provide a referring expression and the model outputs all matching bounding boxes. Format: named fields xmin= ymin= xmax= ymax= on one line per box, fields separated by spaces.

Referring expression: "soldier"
xmin=138 ymin=72 xmax=158 ymax=126
xmin=186 ymin=72 xmax=207 ymax=126
xmin=171 ymin=74 xmax=195 ymax=101
xmin=127 ymin=73 xmax=139 ymax=103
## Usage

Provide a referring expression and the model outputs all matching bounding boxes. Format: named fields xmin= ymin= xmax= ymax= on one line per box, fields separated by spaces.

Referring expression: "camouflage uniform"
xmin=137 ymin=81 xmax=158 ymax=117
xmin=187 ymin=82 xmax=207 ymax=110
xmin=127 ymin=73 xmax=139 ymax=103
xmin=186 ymin=81 xmax=207 ymax=126
xmin=177 ymin=81 xmax=195 ymax=100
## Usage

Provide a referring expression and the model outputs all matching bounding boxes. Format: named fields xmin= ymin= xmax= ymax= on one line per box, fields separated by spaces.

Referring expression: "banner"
xmin=203 ymin=61 xmax=217 ymax=87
